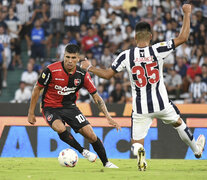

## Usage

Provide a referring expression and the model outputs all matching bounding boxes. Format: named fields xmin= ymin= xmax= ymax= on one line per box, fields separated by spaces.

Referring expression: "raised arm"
xmin=92 ymin=92 xmax=121 ymax=131
xmin=174 ymin=4 xmax=191 ymax=48
xmin=80 ymin=58 xmax=116 ymax=80
xmin=28 ymin=84 xmax=43 ymax=125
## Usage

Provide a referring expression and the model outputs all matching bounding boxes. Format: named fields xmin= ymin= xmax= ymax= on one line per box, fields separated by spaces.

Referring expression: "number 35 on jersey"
xmin=132 ymin=62 xmax=160 ymax=88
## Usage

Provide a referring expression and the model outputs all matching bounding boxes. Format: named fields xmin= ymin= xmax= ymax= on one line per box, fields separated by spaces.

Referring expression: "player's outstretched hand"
xmin=28 ymin=114 xmax=36 ymax=125
xmin=182 ymin=3 xmax=191 ymax=14
xmin=80 ymin=58 xmax=91 ymax=71
xmin=107 ymin=118 xmax=121 ymax=132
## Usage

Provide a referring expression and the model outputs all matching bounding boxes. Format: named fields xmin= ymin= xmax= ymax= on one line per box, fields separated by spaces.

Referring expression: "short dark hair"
xmin=135 ymin=22 xmax=151 ymax=33
xmin=19 ymin=81 xmax=26 ymax=84
xmin=130 ymin=7 xmax=138 ymax=12
xmin=202 ymin=64 xmax=207 ymax=68
xmin=65 ymin=44 xmax=80 ymax=53
xmin=195 ymin=73 xmax=202 ymax=78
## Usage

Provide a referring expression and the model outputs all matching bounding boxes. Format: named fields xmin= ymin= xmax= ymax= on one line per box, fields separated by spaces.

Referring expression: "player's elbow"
xmin=179 ymin=34 xmax=189 ymax=43
xmin=179 ymin=36 xmax=188 ymax=44
xmin=174 ymin=36 xmax=188 ymax=47
xmin=182 ymin=36 xmax=188 ymax=43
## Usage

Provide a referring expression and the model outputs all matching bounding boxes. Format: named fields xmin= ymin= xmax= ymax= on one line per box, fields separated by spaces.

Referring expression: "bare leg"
xmin=131 ymin=138 xmax=144 ymax=146
xmin=78 ymin=124 xmax=97 ymax=143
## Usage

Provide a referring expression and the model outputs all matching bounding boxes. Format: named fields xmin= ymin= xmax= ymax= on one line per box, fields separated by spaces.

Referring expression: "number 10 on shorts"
xmin=75 ymin=114 xmax=86 ymax=123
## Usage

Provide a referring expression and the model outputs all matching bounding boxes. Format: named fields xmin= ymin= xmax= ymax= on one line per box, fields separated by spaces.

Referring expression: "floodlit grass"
xmin=0 ymin=158 xmax=206 ymax=180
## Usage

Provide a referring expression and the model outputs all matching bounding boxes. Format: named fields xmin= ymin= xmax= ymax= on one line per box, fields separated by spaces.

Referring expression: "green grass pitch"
xmin=0 ymin=158 xmax=206 ymax=180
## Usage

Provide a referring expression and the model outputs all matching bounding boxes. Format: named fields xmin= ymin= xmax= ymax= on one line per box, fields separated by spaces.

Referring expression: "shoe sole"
xmin=105 ymin=163 xmax=119 ymax=168
xmin=137 ymin=147 xmax=147 ymax=171
xmin=195 ymin=135 xmax=206 ymax=159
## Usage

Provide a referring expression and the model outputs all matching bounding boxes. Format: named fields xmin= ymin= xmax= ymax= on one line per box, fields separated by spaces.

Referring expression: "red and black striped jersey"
xmin=37 ymin=61 xmax=97 ymax=108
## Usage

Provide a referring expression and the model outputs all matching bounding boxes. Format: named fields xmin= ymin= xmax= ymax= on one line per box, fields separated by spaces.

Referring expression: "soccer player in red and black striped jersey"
xmin=81 ymin=4 xmax=206 ymax=171
xmin=28 ymin=44 xmax=121 ymax=168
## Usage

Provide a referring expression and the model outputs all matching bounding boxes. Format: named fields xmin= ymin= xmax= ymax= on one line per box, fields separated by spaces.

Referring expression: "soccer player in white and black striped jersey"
xmin=185 ymin=74 xmax=207 ymax=104
xmin=81 ymin=4 xmax=206 ymax=171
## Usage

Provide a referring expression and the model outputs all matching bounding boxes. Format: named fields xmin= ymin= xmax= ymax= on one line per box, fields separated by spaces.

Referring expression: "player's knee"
xmin=172 ymin=118 xmax=182 ymax=127
xmin=88 ymin=134 xmax=97 ymax=143
xmin=131 ymin=143 xmax=144 ymax=156
xmin=53 ymin=126 xmax=66 ymax=134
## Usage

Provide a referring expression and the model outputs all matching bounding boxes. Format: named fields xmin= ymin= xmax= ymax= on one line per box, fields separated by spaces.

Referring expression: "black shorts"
xmin=19 ymin=24 xmax=32 ymax=38
xmin=42 ymin=106 xmax=90 ymax=133
xmin=64 ymin=26 xmax=80 ymax=33
xmin=31 ymin=44 xmax=45 ymax=59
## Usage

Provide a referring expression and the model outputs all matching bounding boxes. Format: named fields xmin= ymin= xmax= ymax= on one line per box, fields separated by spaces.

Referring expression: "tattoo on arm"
xmin=96 ymin=98 xmax=110 ymax=118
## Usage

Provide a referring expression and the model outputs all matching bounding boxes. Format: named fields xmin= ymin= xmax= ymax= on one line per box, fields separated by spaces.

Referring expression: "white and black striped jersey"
xmin=64 ymin=3 xmax=80 ymax=26
xmin=189 ymin=82 xmax=207 ymax=99
xmin=50 ymin=0 xmax=64 ymax=19
xmin=0 ymin=34 xmax=11 ymax=45
xmin=16 ymin=3 xmax=30 ymax=25
xmin=111 ymin=40 xmax=175 ymax=114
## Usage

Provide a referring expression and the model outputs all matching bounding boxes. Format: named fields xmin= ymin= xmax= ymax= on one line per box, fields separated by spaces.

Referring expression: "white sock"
xmin=131 ymin=143 xmax=143 ymax=156
xmin=174 ymin=120 xmax=199 ymax=154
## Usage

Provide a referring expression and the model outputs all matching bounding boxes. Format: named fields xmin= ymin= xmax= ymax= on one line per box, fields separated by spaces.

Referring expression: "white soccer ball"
xmin=58 ymin=148 xmax=78 ymax=167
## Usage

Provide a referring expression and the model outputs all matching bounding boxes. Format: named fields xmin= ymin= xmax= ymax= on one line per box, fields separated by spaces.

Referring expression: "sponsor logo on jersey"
xmin=44 ymin=73 xmax=50 ymax=85
xmin=140 ymin=51 xmax=144 ymax=57
xmin=54 ymin=85 xmax=76 ymax=95
xmin=42 ymin=73 xmax=46 ymax=79
xmin=55 ymin=78 xmax=65 ymax=81
xmin=160 ymin=42 xmax=165 ymax=46
xmin=52 ymin=69 xmax=62 ymax=72
xmin=47 ymin=114 xmax=53 ymax=121
xmin=74 ymin=79 xmax=81 ymax=86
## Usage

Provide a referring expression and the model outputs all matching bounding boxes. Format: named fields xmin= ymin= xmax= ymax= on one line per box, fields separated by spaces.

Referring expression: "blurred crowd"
xmin=0 ymin=0 xmax=207 ymax=104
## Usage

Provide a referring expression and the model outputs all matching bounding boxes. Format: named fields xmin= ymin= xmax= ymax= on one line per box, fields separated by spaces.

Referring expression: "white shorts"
xmin=131 ymin=102 xmax=180 ymax=140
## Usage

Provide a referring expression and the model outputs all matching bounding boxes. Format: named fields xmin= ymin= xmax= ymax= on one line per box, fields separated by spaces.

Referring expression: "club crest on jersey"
xmin=47 ymin=114 xmax=53 ymax=121
xmin=74 ymin=79 xmax=81 ymax=86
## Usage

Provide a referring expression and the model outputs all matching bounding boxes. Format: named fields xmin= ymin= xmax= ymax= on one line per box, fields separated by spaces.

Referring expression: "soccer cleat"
xmin=82 ymin=149 xmax=97 ymax=162
xmin=195 ymin=134 xmax=206 ymax=159
xmin=105 ymin=162 xmax=119 ymax=168
xmin=137 ymin=147 xmax=147 ymax=171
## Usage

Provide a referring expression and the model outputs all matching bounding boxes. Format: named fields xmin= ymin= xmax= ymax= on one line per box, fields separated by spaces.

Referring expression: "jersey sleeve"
xmin=153 ymin=39 xmax=175 ymax=59
xmin=37 ymin=68 xmax=52 ymax=87
xmin=83 ymin=72 xmax=97 ymax=94
xmin=111 ymin=51 xmax=126 ymax=73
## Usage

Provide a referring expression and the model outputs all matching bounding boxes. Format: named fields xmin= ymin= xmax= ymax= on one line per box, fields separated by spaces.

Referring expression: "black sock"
xmin=58 ymin=130 xmax=84 ymax=153
xmin=92 ymin=137 xmax=108 ymax=166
